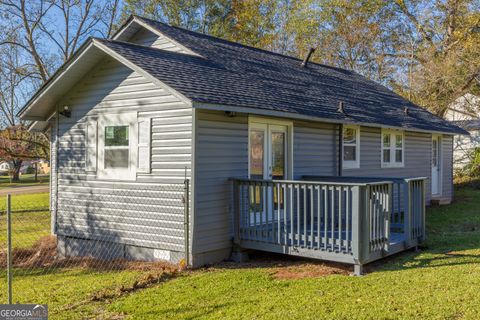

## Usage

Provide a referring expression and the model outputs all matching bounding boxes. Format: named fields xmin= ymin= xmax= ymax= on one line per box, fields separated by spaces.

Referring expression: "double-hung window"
xmin=104 ymin=126 xmax=129 ymax=169
xmin=343 ymin=125 xmax=360 ymax=169
xmin=382 ymin=129 xmax=404 ymax=168
xmin=97 ymin=112 xmax=138 ymax=180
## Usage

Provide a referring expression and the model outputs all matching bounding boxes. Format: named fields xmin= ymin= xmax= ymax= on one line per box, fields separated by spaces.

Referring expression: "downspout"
xmin=338 ymin=124 xmax=343 ymax=177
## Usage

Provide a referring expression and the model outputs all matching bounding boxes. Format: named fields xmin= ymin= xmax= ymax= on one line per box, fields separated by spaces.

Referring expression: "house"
xmin=18 ymin=15 xmax=466 ymax=274
xmin=445 ymin=93 xmax=480 ymax=171
xmin=0 ymin=162 xmax=10 ymax=175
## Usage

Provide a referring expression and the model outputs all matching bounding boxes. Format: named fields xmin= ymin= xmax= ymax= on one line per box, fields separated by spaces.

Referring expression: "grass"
xmin=0 ymin=192 xmax=179 ymax=319
xmin=1 ymin=188 xmax=480 ymax=319
xmin=0 ymin=174 xmax=50 ymax=189
xmin=0 ymin=192 xmax=50 ymax=212
xmin=105 ymin=187 xmax=480 ymax=320
xmin=0 ymin=193 xmax=50 ymax=248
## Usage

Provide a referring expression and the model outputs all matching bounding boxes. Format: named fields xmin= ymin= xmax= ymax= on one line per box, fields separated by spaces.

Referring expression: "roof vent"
xmin=404 ymin=107 xmax=409 ymax=115
xmin=301 ymin=48 xmax=316 ymax=67
xmin=338 ymin=101 xmax=345 ymax=114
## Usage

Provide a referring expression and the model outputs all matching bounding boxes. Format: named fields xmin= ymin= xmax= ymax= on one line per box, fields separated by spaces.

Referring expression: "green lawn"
xmin=1 ymin=188 xmax=480 ymax=319
xmin=0 ymin=193 xmax=50 ymax=248
xmin=0 ymin=192 xmax=178 ymax=319
xmin=0 ymin=174 xmax=50 ymax=189
xmin=106 ymin=187 xmax=480 ymax=320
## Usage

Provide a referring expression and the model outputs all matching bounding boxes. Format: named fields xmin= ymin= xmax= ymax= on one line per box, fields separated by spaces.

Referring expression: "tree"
xmin=0 ymin=125 xmax=49 ymax=181
xmin=389 ymin=0 xmax=480 ymax=116
xmin=122 ymin=0 xmax=280 ymax=48
xmin=0 ymin=0 xmax=122 ymax=181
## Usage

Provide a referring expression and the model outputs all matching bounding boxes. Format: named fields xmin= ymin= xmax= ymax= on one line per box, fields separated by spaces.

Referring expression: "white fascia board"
xmin=18 ymin=41 xmax=96 ymax=120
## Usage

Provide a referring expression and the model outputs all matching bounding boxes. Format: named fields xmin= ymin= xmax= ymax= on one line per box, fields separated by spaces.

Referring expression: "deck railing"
xmin=231 ymin=176 xmax=426 ymax=271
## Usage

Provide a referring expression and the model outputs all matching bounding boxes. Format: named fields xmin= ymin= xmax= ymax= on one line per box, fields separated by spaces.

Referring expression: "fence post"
xmin=183 ymin=179 xmax=190 ymax=267
xmin=7 ymin=194 xmax=12 ymax=304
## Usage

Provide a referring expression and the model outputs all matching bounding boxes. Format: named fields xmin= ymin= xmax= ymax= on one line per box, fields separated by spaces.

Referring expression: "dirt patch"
xmin=0 ymin=235 xmax=180 ymax=273
xmin=271 ymin=262 xmax=350 ymax=279
xmin=211 ymin=252 xmax=351 ymax=278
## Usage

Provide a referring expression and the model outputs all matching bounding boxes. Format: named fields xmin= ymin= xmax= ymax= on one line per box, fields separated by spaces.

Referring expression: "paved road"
xmin=0 ymin=185 xmax=49 ymax=195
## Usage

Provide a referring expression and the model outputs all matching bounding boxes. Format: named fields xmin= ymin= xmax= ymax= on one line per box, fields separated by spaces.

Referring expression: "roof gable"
xmin=18 ymin=37 xmax=191 ymax=121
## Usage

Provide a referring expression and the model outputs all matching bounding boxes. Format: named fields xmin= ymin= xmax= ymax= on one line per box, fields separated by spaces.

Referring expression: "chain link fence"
xmin=0 ymin=180 xmax=189 ymax=317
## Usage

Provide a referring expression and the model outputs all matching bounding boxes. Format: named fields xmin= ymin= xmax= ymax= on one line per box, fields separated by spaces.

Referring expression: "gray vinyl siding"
xmin=442 ymin=135 xmax=454 ymax=201
xmin=193 ymin=111 xmax=339 ymax=256
xmin=53 ymin=57 xmax=192 ymax=253
xmin=293 ymin=121 xmax=337 ymax=178
xmin=129 ymin=28 xmax=187 ymax=53
xmin=343 ymin=126 xmax=433 ymax=203
xmin=193 ymin=110 xmax=248 ymax=254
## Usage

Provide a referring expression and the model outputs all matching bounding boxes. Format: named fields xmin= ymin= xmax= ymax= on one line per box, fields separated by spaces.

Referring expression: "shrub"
xmin=465 ymin=148 xmax=480 ymax=177
xmin=25 ymin=166 xmax=35 ymax=174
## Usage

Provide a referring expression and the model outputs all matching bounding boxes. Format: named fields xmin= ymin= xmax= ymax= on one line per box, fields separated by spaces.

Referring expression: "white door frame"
xmin=248 ymin=117 xmax=293 ymax=226
xmin=248 ymin=117 xmax=293 ymax=180
xmin=431 ymin=134 xmax=442 ymax=196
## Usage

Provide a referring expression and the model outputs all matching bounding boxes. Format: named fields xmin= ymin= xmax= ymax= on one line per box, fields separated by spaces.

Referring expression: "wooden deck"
xmin=231 ymin=177 xmax=426 ymax=275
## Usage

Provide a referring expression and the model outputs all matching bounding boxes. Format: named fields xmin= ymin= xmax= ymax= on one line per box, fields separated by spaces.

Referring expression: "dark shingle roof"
xmin=452 ymin=120 xmax=480 ymax=131
xmin=102 ymin=16 xmax=466 ymax=134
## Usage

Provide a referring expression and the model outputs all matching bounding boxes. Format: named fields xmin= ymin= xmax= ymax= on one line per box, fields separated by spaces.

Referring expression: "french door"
xmin=249 ymin=123 xmax=288 ymax=180
xmin=249 ymin=121 xmax=290 ymax=226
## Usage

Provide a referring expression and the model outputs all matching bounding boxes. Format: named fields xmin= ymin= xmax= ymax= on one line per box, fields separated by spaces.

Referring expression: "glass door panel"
xmin=270 ymin=131 xmax=285 ymax=180
xmin=249 ymin=128 xmax=266 ymax=179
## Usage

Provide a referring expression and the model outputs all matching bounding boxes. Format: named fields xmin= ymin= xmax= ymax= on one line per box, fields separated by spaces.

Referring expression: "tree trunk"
xmin=11 ymin=160 xmax=22 ymax=182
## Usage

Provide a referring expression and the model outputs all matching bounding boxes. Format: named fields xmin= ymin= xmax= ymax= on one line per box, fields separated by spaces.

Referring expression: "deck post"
xmin=421 ymin=179 xmax=426 ymax=242
xmin=351 ymin=185 xmax=366 ymax=275
xmin=354 ymin=263 xmax=363 ymax=276
xmin=232 ymin=180 xmax=240 ymax=245
xmin=404 ymin=181 xmax=412 ymax=247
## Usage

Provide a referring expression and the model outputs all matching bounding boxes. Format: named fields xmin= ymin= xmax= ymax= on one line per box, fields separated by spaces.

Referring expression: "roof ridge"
xmin=133 ymin=15 xmax=355 ymax=74
xmin=95 ymin=37 xmax=208 ymax=59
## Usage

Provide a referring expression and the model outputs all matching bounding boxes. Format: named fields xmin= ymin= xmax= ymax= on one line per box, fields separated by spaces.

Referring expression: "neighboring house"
xmin=37 ymin=160 xmax=51 ymax=175
xmin=0 ymin=162 xmax=10 ymax=175
xmin=445 ymin=93 xmax=480 ymax=171
xmin=20 ymin=160 xmax=51 ymax=175
xmin=18 ymin=15 xmax=466 ymax=273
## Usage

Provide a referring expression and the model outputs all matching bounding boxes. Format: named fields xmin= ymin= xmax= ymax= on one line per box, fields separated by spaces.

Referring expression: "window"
xmin=343 ymin=125 xmax=360 ymax=169
xmin=104 ymin=126 xmax=129 ymax=169
xmin=382 ymin=129 xmax=404 ymax=168
xmin=96 ymin=112 xmax=138 ymax=180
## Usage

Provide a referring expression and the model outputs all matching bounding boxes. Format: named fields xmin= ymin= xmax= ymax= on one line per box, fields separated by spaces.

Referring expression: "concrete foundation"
xmin=57 ymin=235 xmax=185 ymax=264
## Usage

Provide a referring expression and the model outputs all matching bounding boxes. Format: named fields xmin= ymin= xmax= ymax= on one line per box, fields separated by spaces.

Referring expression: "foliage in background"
xmin=0 ymin=0 xmax=121 ymax=178
xmin=122 ymin=0 xmax=480 ymax=117
xmin=0 ymin=125 xmax=49 ymax=181
xmin=0 ymin=0 xmax=479 ymax=133
xmin=456 ymin=147 xmax=480 ymax=181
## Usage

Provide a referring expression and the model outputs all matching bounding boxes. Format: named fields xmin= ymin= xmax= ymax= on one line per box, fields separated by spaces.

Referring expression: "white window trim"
xmin=97 ymin=112 xmax=138 ymax=181
xmin=248 ymin=116 xmax=294 ymax=180
xmin=381 ymin=129 xmax=405 ymax=168
xmin=342 ymin=125 xmax=360 ymax=169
